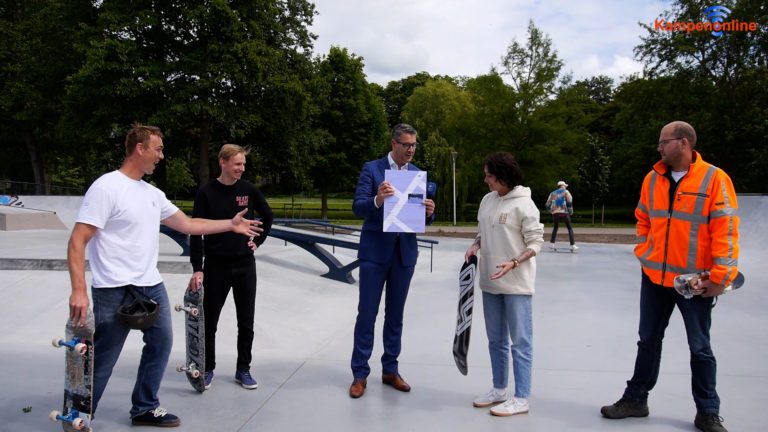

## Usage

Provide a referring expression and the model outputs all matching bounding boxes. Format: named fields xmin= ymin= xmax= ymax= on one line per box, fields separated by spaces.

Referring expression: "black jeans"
xmin=549 ymin=213 xmax=575 ymax=245
xmin=623 ymin=272 xmax=719 ymax=414
xmin=203 ymin=260 xmax=257 ymax=372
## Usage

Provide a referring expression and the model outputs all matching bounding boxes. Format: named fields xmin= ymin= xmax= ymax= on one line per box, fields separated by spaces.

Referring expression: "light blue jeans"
xmin=91 ymin=283 xmax=173 ymax=418
xmin=482 ymin=291 xmax=533 ymax=398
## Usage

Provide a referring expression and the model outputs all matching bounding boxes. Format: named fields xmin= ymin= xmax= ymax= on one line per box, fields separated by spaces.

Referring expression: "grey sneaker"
xmin=600 ymin=398 xmax=649 ymax=419
xmin=490 ymin=397 xmax=529 ymax=417
xmin=694 ymin=413 xmax=728 ymax=432
xmin=472 ymin=388 xmax=508 ymax=407
xmin=235 ymin=369 xmax=258 ymax=389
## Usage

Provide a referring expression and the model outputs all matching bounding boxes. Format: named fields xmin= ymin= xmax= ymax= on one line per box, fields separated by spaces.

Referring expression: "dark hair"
xmin=390 ymin=123 xmax=418 ymax=141
xmin=125 ymin=123 xmax=163 ymax=156
xmin=484 ymin=152 xmax=524 ymax=189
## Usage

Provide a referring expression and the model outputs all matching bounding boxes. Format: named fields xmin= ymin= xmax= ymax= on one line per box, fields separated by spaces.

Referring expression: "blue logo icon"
xmin=704 ymin=5 xmax=732 ymax=37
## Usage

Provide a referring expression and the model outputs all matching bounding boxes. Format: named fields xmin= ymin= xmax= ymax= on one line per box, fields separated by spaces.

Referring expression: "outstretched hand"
xmin=490 ymin=260 xmax=518 ymax=280
xmin=231 ymin=209 xmax=263 ymax=237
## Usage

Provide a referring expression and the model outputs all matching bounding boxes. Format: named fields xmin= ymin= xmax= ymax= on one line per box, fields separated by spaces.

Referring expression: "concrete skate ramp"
xmin=0 ymin=195 xmax=83 ymax=231
xmin=0 ymin=200 xmax=67 ymax=231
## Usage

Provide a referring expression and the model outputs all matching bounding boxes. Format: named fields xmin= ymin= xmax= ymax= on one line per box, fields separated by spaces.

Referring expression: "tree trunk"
xmin=24 ymin=130 xmax=46 ymax=194
xmin=601 ymin=203 xmax=605 ymax=226
xmin=321 ymin=188 xmax=328 ymax=220
xmin=197 ymin=119 xmax=212 ymax=185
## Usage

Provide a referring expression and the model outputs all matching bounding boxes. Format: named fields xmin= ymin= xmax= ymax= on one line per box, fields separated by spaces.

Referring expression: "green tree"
xmin=381 ymin=72 xmax=439 ymax=127
xmin=501 ymin=20 xmax=565 ymax=118
xmin=577 ymin=135 xmax=611 ymax=224
xmin=309 ymin=46 xmax=387 ymax=218
xmin=65 ymin=0 xmax=317 ymax=189
xmin=0 ymin=1 xmax=95 ymax=192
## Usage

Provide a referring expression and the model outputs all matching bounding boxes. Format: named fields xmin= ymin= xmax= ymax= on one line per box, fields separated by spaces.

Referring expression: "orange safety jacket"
xmin=634 ymin=151 xmax=739 ymax=288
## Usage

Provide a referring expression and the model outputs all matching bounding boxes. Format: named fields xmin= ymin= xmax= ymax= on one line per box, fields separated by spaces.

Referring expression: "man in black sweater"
xmin=189 ymin=144 xmax=273 ymax=390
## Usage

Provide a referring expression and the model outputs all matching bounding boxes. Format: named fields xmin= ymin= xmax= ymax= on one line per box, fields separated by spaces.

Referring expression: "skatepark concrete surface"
xmin=1 ymin=195 xmax=765 ymax=432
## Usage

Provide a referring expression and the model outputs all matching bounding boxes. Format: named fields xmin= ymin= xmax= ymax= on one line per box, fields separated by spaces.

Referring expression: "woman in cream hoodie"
xmin=464 ymin=152 xmax=544 ymax=417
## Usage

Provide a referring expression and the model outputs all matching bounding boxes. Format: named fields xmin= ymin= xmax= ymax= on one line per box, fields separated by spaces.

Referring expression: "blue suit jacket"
xmin=353 ymin=156 xmax=434 ymax=266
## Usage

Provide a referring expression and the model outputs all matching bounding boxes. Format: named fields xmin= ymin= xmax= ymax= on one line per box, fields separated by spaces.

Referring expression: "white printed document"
xmin=383 ymin=170 xmax=427 ymax=233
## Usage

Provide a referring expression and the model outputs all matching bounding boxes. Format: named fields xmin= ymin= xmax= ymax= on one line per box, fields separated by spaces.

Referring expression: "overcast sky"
xmin=310 ymin=0 xmax=668 ymax=86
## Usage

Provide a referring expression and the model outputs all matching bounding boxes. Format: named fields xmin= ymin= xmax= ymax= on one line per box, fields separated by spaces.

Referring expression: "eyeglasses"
xmin=658 ymin=137 xmax=683 ymax=146
xmin=395 ymin=140 xmax=418 ymax=150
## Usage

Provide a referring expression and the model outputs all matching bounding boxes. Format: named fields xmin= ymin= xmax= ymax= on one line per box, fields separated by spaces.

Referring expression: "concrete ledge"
xmin=0 ymin=258 xmax=191 ymax=274
xmin=0 ymin=206 xmax=67 ymax=231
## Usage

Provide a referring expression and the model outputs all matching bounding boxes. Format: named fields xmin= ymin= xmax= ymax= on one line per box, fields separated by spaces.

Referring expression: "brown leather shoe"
xmin=349 ymin=378 xmax=367 ymax=398
xmin=382 ymin=373 xmax=411 ymax=392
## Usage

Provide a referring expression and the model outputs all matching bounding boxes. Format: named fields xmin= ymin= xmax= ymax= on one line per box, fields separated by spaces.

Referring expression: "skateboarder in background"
xmin=545 ymin=180 xmax=577 ymax=251
xmin=600 ymin=121 xmax=740 ymax=432
xmin=464 ymin=152 xmax=543 ymax=417
xmin=188 ymin=144 xmax=273 ymax=390
xmin=67 ymin=124 xmax=262 ymax=427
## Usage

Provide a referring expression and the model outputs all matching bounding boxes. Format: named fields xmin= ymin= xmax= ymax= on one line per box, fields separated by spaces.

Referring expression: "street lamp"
xmin=451 ymin=150 xmax=458 ymax=226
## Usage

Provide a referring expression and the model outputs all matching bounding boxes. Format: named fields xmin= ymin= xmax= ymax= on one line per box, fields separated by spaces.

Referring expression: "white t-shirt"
xmin=76 ymin=170 xmax=179 ymax=288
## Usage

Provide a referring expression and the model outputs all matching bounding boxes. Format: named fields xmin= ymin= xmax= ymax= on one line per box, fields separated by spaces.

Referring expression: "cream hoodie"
xmin=475 ymin=186 xmax=544 ymax=295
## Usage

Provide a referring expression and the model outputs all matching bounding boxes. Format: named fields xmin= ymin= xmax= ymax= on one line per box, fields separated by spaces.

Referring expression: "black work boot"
xmin=600 ymin=398 xmax=649 ymax=419
xmin=694 ymin=412 xmax=728 ymax=432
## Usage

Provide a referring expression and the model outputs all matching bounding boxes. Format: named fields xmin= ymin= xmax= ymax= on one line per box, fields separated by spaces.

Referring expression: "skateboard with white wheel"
xmin=50 ymin=309 xmax=95 ymax=431
xmin=674 ymin=271 xmax=744 ymax=299
xmin=175 ymin=284 xmax=206 ymax=392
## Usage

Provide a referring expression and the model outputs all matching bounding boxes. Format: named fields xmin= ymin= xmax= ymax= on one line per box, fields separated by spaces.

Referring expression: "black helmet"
xmin=116 ymin=288 xmax=159 ymax=330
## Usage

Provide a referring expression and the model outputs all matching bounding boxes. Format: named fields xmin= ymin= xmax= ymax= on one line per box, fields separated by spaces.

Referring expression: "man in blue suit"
xmin=349 ymin=123 xmax=436 ymax=398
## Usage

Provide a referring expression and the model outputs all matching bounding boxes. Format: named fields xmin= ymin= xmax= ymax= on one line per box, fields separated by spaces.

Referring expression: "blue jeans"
xmin=623 ymin=273 xmax=719 ymax=414
xmin=482 ymin=291 xmax=533 ymax=398
xmin=91 ymin=283 xmax=173 ymax=418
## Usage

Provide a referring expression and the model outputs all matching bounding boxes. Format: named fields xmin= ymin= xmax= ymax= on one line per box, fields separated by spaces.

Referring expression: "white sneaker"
xmin=473 ymin=388 xmax=508 ymax=407
xmin=571 ymin=244 xmax=579 ymax=251
xmin=490 ymin=397 xmax=529 ymax=416
xmin=548 ymin=243 xmax=555 ymax=250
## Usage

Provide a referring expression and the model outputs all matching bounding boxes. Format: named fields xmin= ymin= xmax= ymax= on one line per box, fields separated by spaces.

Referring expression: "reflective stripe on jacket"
xmin=634 ymin=151 xmax=739 ymax=287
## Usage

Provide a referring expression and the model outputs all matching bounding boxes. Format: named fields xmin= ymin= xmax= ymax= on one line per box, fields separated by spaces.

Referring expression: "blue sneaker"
xmin=204 ymin=370 xmax=214 ymax=389
xmin=235 ymin=369 xmax=258 ymax=389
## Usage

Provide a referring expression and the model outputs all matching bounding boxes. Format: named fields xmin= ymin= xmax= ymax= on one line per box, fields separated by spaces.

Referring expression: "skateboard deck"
xmin=175 ymin=284 xmax=206 ymax=392
xmin=674 ymin=271 xmax=745 ymax=299
xmin=548 ymin=243 xmax=577 ymax=253
xmin=453 ymin=255 xmax=477 ymax=375
xmin=50 ymin=309 xmax=95 ymax=432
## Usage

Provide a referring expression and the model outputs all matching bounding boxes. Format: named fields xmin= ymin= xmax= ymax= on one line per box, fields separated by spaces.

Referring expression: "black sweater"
xmin=190 ymin=179 xmax=273 ymax=272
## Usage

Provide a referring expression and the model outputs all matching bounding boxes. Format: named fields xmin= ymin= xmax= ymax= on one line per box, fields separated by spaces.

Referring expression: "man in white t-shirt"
xmin=67 ymin=124 xmax=262 ymax=428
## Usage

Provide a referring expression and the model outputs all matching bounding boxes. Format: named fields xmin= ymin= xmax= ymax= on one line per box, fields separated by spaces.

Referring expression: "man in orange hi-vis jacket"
xmin=601 ymin=121 xmax=739 ymax=432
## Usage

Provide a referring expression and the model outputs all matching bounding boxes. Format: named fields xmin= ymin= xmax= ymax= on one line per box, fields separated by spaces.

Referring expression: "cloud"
xmin=310 ymin=0 xmax=665 ymax=85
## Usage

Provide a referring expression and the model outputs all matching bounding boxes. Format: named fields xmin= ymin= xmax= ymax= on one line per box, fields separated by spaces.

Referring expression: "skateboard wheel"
xmin=52 ymin=338 xmax=63 ymax=348
xmin=190 ymin=369 xmax=201 ymax=379
xmin=75 ymin=343 xmax=88 ymax=356
xmin=72 ymin=417 xmax=85 ymax=430
xmin=49 ymin=410 xmax=61 ymax=422
xmin=174 ymin=304 xmax=183 ymax=312
xmin=190 ymin=308 xmax=199 ymax=317
xmin=176 ymin=364 xmax=185 ymax=373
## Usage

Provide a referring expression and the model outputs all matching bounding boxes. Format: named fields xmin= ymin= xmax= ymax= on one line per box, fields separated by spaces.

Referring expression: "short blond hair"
xmin=218 ymin=144 xmax=250 ymax=161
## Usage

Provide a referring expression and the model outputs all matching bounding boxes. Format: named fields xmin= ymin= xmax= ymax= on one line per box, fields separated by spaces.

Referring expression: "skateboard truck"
xmin=52 ymin=337 xmax=89 ymax=356
xmin=49 ymin=409 xmax=91 ymax=431
xmin=174 ymin=304 xmax=199 ymax=317
xmin=176 ymin=363 xmax=201 ymax=378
